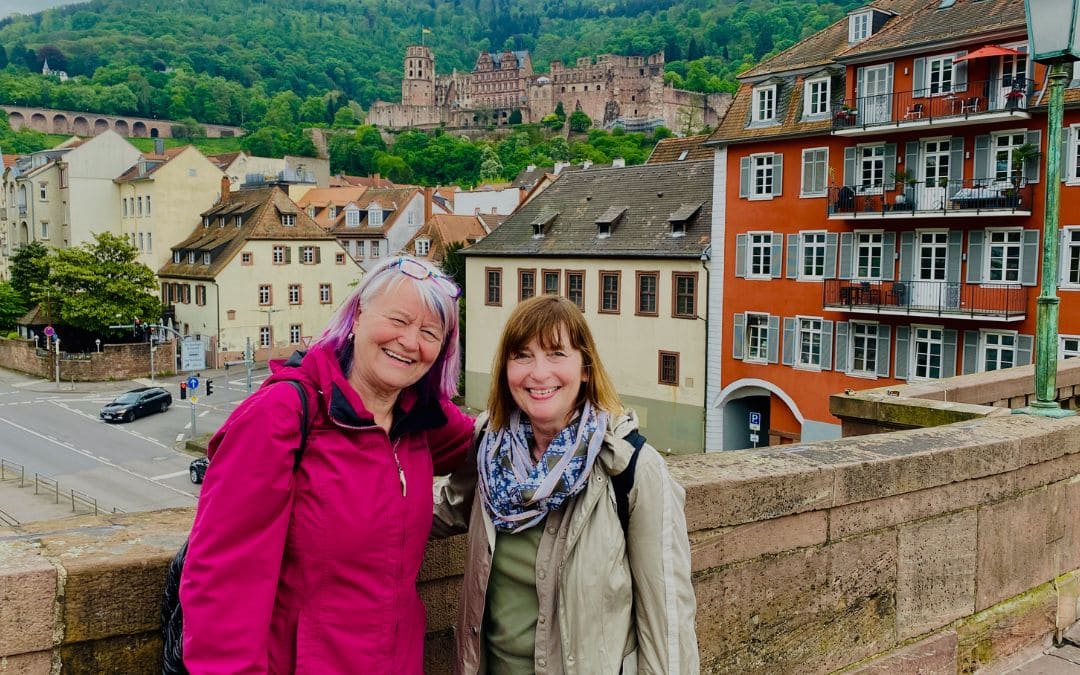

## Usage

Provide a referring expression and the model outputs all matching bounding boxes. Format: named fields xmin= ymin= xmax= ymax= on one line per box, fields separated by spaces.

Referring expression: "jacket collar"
xmin=328 ymin=382 xmax=448 ymax=440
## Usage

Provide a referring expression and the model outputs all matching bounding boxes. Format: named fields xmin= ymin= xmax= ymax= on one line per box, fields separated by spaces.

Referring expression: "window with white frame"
xmin=801 ymin=148 xmax=828 ymax=196
xmin=346 ymin=209 xmax=360 ymax=227
xmin=855 ymin=231 xmax=883 ymax=279
xmin=993 ymin=132 xmax=1027 ymax=184
xmin=1061 ymin=335 xmax=1080 ymax=360
xmin=912 ymin=325 xmax=944 ymax=380
xmin=281 ymin=214 xmax=296 ymax=226
xmin=858 ymin=144 xmax=885 ymax=193
xmin=259 ymin=326 xmax=271 ymax=348
xmin=173 ymin=251 xmax=181 ymax=263
xmin=288 ymin=284 xmax=301 ymax=305
xmin=368 ymin=208 xmax=383 ymax=227
xmin=850 ymin=322 xmax=879 ymax=375
xmin=746 ymin=313 xmax=770 ymax=362
xmin=319 ymin=283 xmax=332 ymax=304
xmin=187 ymin=251 xmax=195 ymax=264
xmin=258 ymin=284 xmax=271 ymax=305
xmin=137 ymin=233 xmax=144 ymax=250
xmin=748 ymin=232 xmax=774 ymax=278
xmin=146 ymin=195 xmax=151 ymax=215
xmin=41 ymin=222 xmax=48 ymax=239
xmin=355 ymin=240 xmax=366 ymax=258
xmin=371 ymin=240 xmax=381 ymax=257
xmin=301 ymin=246 xmax=315 ymax=264
xmin=415 ymin=238 xmax=431 ymax=257
xmin=147 ymin=232 xmax=152 ymax=251
xmin=848 ymin=11 xmax=871 ymax=42
xmin=800 ymin=231 xmax=828 ymax=279
xmin=751 ymin=85 xmax=777 ymax=124
xmin=1070 ymin=126 xmax=1080 ymax=183
xmin=39 ymin=184 xmax=47 ymax=201
xmin=797 ymin=317 xmax=823 ymax=368
xmin=752 ymin=154 xmax=775 ymax=197
xmin=981 ymin=330 xmax=1016 ymax=371
xmin=1064 ymin=228 xmax=1080 ymax=286
xmin=203 ymin=252 xmax=211 ymax=264
xmin=986 ymin=229 xmax=1023 ymax=283
xmin=290 ymin=324 xmax=302 ymax=345
xmin=804 ymin=79 xmax=830 ymax=117
xmin=273 ymin=245 xmax=286 ymax=264
xmin=328 ymin=206 xmax=337 ymax=219
xmin=926 ymin=55 xmax=954 ymax=95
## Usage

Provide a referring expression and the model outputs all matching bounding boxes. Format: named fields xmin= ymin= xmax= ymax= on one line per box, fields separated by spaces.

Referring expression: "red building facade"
xmin=707 ymin=0 xmax=1080 ymax=449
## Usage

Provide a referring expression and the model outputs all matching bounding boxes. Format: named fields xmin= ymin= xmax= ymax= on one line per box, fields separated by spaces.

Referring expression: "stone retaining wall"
xmin=0 ymin=338 xmax=175 ymax=382
xmin=2 ymin=413 xmax=1078 ymax=672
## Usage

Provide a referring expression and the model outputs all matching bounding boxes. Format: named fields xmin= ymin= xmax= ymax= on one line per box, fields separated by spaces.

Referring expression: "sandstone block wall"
xmin=2 ymin=413 xmax=1078 ymax=672
xmin=0 ymin=338 xmax=175 ymax=382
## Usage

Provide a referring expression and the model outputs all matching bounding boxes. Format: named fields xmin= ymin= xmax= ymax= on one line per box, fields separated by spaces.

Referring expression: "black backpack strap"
xmin=281 ymin=380 xmax=310 ymax=471
xmin=612 ymin=430 xmax=646 ymax=536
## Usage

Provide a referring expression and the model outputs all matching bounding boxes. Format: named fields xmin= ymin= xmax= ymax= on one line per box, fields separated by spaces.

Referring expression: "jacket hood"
xmin=598 ymin=408 xmax=642 ymax=476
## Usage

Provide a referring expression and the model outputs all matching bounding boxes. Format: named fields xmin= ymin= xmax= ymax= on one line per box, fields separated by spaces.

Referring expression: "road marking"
xmin=199 ymin=410 xmax=210 ymax=418
xmin=12 ymin=379 xmax=51 ymax=388
xmin=183 ymin=423 xmax=191 ymax=430
xmin=176 ymin=434 xmax=185 ymax=442
xmin=0 ymin=416 xmax=196 ymax=500
xmin=150 ymin=469 xmax=190 ymax=480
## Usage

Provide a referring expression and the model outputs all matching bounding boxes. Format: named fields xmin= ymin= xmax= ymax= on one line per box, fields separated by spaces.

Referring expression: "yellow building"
xmin=157 ymin=186 xmax=361 ymax=367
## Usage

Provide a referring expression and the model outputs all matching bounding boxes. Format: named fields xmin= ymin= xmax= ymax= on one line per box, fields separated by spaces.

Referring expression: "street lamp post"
xmin=1016 ymin=0 xmax=1080 ymax=417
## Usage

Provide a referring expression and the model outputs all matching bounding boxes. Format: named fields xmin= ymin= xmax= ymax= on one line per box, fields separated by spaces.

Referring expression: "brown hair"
xmin=487 ymin=295 xmax=622 ymax=430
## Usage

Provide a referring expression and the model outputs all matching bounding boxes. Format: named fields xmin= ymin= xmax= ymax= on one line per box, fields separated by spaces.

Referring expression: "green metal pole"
xmin=1016 ymin=60 xmax=1076 ymax=417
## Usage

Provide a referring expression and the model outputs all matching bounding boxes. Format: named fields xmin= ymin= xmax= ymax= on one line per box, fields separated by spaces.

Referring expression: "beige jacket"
xmin=433 ymin=411 xmax=699 ymax=675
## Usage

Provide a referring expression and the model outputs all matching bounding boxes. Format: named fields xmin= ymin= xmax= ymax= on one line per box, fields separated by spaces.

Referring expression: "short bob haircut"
xmin=312 ymin=255 xmax=462 ymax=401
xmin=487 ymin=294 xmax=622 ymax=430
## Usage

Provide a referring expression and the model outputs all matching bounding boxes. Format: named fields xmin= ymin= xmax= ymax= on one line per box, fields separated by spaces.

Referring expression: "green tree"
xmin=480 ymin=145 xmax=504 ymax=181
xmin=541 ymin=112 xmax=564 ymax=130
xmin=9 ymin=241 xmax=50 ymax=308
xmin=569 ymin=110 xmax=592 ymax=132
xmin=508 ymin=108 xmax=523 ymax=125
xmin=0 ymin=281 xmax=27 ymax=331
xmin=0 ymin=45 xmax=8 ymax=70
xmin=332 ymin=106 xmax=357 ymax=128
xmin=44 ymin=233 xmax=162 ymax=336
xmin=554 ymin=101 xmax=566 ymax=120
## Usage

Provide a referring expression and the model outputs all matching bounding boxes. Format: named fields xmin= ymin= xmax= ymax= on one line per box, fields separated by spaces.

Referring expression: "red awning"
xmin=954 ymin=45 xmax=1023 ymax=61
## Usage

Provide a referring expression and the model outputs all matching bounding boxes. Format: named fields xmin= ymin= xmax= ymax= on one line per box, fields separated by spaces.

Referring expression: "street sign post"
xmin=180 ymin=338 xmax=206 ymax=372
xmin=749 ymin=412 xmax=762 ymax=448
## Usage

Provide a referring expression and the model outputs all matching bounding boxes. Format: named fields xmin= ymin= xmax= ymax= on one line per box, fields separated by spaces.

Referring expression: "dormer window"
xmin=415 ymin=238 xmax=431 ymax=256
xmin=531 ymin=209 xmax=558 ymax=238
xmin=751 ymin=84 xmax=777 ymax=124
xmin=173 ymin=251 xmax=181 ymax=263
xmin=368 ymin=209 xmax=383 ymax=227
xmin=328 ymin=206 xmax=337 ymax=219
xmin=281 ymin=214 xmax=296 ymax=226
xmin=202 ymin=216 xmax=209 ymax=227
xmin=677 ymin=150 xmax=689 ymax=161
xmin=187 ymin=251 xmax=196 ymax=264
xmin=203 ymin=252 xmax=211 ymax=264
xmin=667 ymin=203 xmax=702 ymax=237
xmin=235 ymin=215 xmax=242 ymax=227
xmin=307 ymin=206 xmax=316 ymax=218
xmin=346 ymin=208 xmax=360 ymax=227
xmin=595 ymin=206 xmax=625 ymax=238
xmin=849 ymin=11 xmax=871 ymax=42
xmin=804 ymin=76 xmax=831 ymax=117
xmin=219 ymin=216 xmax=226 ymax=227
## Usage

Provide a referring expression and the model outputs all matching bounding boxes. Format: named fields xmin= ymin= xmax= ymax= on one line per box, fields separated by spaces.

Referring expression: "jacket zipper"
xmin=391 ymin=438 xmax=407 ymax=497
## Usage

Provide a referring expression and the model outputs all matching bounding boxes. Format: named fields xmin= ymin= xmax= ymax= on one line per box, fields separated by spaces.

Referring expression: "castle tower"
xmin=402 ymin=46 xmax=435 ymax=107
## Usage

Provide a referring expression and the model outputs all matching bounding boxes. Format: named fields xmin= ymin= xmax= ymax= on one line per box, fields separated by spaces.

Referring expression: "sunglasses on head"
xmin=391 ymin=257 xmax=462 ymax=299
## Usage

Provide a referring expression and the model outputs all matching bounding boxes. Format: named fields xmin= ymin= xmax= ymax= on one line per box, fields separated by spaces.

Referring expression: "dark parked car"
xmin=190 ymin=457 xmax=209 ymax=484
xmin=100 ymin=387 xmax=173 ymax=423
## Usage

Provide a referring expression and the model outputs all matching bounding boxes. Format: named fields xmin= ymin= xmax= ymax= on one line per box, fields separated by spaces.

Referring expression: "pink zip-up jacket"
xmin=180 ymin=345 xmax=473 ymax=674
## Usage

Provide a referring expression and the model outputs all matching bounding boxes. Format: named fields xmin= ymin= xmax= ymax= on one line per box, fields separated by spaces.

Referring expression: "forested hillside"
xmin=0 ymin=0 xmax=866 ymax=128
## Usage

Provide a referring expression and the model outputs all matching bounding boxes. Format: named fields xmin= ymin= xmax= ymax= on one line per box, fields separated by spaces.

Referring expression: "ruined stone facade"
xmin=369 ymin=46 xmax=731 ymax=134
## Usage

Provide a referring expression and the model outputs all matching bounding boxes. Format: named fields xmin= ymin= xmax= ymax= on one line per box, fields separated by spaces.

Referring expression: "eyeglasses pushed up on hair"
xmin=392 ymin=257 xmax=462 ymax=299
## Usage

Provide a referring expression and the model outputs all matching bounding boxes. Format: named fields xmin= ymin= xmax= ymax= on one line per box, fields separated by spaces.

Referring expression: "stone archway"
xmin=19 ymin=222 xmax=29 ymax=246
xmin=52 ymin=114 xmax=68 ymax=134
xmin=114 ymin=119 xmax=129 ymax=136
xmin=149 ymin=127 xmax=160 ymax=138
xmin=94 ymin=118 xmax=109 ymax=134
xmin=714 ymin=378 xmax=806 ymax=451
xmin=73 ymin=116 xmax=89 ymax=136
xmin=132 ymin=121 xmax=147 ymax=137
xmin=30 ymin=113 xmax=48 ymax=132
xmin=8 ymin=111 xmax=24 ymax=129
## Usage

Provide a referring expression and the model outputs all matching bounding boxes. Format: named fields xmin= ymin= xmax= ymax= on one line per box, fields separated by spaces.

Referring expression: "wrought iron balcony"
xmin=827 ymin=179 xmax=1033 ymax=220
xmin=823 ymin=279 xmax=1027 ymax=321
xmin=831 ymin=77 xmax=1034 ymax=136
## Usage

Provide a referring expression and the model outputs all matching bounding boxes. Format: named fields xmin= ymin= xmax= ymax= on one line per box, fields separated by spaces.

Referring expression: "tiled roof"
xmin=159 ymin=187 xmax=336 ymax=280
xmin=403 ymin=214 xmax=492 ymax=263
xmin=646 ymin=135 xmax=713 ymax=164
xmin=512 ymin=165 xmax=551 ymax=188
xmin=295 ymin=186 xmax=368 ymax=209
xmin=330 ymin=173 xmax=396 ymax=188
xmin=207 ymin=152 xmax=243 ymax=170
xmin=838 ymin=0 xmax=1025 ymax=61
xmin=115 ymin=146 xmax=192 ymax=182
xmin=464 ymin=161 xmax=712 ymax=259
xmin=327 ymin=187 xmax=421 ymax=236
xmin=2 ymin=154 xmax=18 ymax=169
xmin=707 ymin=73 xmax=840 ymax=145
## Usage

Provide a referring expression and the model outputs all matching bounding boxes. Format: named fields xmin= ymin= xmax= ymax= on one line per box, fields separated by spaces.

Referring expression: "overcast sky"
xmin=0 ymin=0 xmax=87 ymax=19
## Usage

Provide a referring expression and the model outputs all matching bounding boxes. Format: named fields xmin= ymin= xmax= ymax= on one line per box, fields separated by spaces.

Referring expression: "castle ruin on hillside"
xmin=369 ymin=46 xmax=731 ymax=134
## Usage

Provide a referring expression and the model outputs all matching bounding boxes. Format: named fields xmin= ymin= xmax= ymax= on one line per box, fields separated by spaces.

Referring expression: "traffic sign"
xmin=189 ymin=395 xmax=199 ymax=404
xmin=181 ymin=338 xmax=206 ymax=371
xmin=749 ymin=432 xmax=760 ymax=444
xmin=43 ymin=325 xmax=55 ymax=337
xmin=187 ymin=376 xmax=200 ymax=390
xmin=749 ymin=411 xmax=761 ymax=432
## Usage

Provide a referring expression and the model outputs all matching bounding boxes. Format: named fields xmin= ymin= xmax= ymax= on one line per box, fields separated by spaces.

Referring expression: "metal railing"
xmin=832 ymin=77 xmax=1034 ymax=132
xmin=823 ymin=279 xmax=1027 ymax=319
xmin=0 ymin=456 xmax=125 ymax=517
xmin=827 ymin=178 xmax=1033 ymax=218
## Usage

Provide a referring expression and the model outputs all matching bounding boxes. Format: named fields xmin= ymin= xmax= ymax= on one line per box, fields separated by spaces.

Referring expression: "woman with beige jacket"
xmin=435 ymin=295 xmax=698 ymax=674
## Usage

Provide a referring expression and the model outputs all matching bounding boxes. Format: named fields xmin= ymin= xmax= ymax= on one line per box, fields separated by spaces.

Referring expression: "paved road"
xmin=0 ymin=365 xmax=269 ymax=523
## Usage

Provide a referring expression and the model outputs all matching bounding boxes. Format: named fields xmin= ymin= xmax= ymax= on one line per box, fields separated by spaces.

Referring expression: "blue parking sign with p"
xmin=749 ymin=412 xmax=761 ymax=430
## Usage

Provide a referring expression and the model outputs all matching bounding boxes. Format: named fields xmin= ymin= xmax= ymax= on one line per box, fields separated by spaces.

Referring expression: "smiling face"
xmin=349 ymin=279 xmax=445 ymax=401
xmin=505 ymin=326 xmax=587 ymax=439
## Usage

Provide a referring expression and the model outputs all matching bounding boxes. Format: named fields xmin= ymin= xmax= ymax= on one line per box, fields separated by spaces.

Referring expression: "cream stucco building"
xmin=463 ymin=161 xmax=713 ymax=453
xmin=157 ymin=186 xmax=361 ymax=367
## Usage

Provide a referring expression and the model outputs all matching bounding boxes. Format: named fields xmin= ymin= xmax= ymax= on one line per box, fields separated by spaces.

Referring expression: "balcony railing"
xmin=827 ymin=178 xmax=1033 ymax=219
xmin=823 ymin=279 xmax=1027 ymax=321
xmin=832 ymin=77 xmax=1034 ymax=134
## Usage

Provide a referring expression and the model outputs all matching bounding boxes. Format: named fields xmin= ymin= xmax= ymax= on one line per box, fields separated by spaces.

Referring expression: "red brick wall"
xmin=0 ymin=338 xmax=176 ymax=381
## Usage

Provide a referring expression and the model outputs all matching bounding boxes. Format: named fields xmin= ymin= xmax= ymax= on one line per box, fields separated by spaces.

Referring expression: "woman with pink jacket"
xmin=180 ymin=256 xmax=473 ymax=673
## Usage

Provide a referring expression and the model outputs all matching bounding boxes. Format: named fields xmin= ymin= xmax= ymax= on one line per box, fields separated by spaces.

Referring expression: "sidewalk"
xmin=4 ymin=362 xmax=270 ymax=396
xmin=1009 ymin=625 xmax=1080 ymax=674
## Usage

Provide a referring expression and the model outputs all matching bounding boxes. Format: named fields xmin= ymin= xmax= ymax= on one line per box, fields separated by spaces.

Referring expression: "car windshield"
xmin=113 ymin=393 xmax=142 ymax=404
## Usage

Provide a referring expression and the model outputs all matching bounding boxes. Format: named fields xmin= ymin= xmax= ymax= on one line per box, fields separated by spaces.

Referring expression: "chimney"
xmin=220 ymin=176 xmax=231 ymax=202
xmin=424 ymin=186 xmax=434 ymax=223
xmin=519 ymin=185 xmax=528 ymax=205
xmin=526 ymin=164 xmax=536 ymax=173
xmin=582 ymin=160 xmax=593 ymax=170
xmin=554 ymin=161 xmax=570 ymax=174
xmin=373 ymin=173 xmax=381 ymax=185
xmin=612 ymin=157 xmax=626 ymax=168
xmin=154 ymin=138 xmax=165 ymax=155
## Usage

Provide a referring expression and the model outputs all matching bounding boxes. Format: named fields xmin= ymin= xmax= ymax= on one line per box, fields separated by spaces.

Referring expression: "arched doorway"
xmin=132 ymin=121 xmax=147 ymax=137
xmin=114 ymin=119 xmax=129 ymax=136
xmin=94 ymin=118 xmax=109 ymax=134
xmin=73 ymin=116 xmax=89 ymax=135
xmin=715 ymin=378 xmax=807 ymax=451
xmin=52 ymin=114 xmax=67 ymax=133
xmin=149 ymin=127 xmax=160 ymax=138
xmin=30 ymin=113 xmax=48 ymax=132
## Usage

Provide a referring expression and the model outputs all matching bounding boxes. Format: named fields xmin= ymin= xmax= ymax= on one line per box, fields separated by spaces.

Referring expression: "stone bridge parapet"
xmin=1 ymin=392 xmax=1079 ymax=672
xmin=1 ymin=105 xmax=245 ymax=139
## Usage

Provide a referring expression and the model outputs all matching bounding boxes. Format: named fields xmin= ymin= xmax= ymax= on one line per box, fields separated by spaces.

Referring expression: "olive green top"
xmin=484 ymin=521 xmax=545 ymax=674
